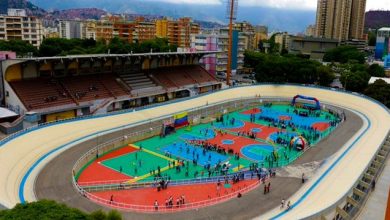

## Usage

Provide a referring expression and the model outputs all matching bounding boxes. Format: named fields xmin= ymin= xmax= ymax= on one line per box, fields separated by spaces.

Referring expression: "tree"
xmin=317 ymin=66 xmax=336 ymax=86
xmin=0 ymin=200 xmax=123 ymax=220
xmin=245 ymin=51 xmax=335 ymax=86
xmin=368 ymin=63 xmax=386 ymax=77
xmin=340 ymin=70 xmax=370 ymax=92
xmin=0 ymin=40 xmax=38 ymax=56
xmin=323 ymin=46 xmax=366 ymax=64
xmin=0 ymin=200 xmax=88 ymax=219
xmin=364 ymin=79 xmax=390 ymax=107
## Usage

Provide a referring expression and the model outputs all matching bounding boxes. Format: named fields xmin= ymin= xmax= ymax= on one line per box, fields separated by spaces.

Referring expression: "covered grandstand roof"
xmin=9 ymin=51 xmax=219 ymax=62
xmin=0 ymin=108 xmax=18 ymax=119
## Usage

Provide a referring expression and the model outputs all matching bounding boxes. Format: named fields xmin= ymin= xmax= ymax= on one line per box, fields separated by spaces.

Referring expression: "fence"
xmin=74 ymin=176 xmax=261 ymax=213
xmin=80 ymin=171 xmax=262 ymax=192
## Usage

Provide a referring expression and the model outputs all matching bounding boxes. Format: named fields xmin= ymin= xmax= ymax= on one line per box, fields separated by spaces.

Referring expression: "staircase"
xmin=119 ymin=72 xmax=166 ymax=96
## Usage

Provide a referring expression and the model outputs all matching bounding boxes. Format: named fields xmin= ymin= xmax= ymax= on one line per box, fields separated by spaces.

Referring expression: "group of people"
xmin=156 ymin=177 xmax=170 ymax=191
xmin=161 ymin=195 xmax=186 ymax=209
xmin=236 ymin=130 xmax=257 ymax=139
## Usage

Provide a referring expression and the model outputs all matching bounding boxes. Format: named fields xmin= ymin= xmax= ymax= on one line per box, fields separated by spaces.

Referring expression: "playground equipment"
xmin=290 ymin=136 xmax=308 ymax=151
xmin=292 ymin=95 xmax=321 ymax=110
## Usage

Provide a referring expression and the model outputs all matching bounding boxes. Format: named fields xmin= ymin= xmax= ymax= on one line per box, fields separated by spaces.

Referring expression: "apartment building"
xmin=167 ymin=17 xmax=200 ymax=48
xmin=0 ymin=9 xmax=43 ymax=47
xmin=134 ymin=17 xmax=156 ymax=43
xmin=192 ymin=28 xmax=246 ymax=74
xmin=315 ymin=0 xmax=366 ymax=42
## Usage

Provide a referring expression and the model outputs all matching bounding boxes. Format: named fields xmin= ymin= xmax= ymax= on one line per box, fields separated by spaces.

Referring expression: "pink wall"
xmin=0 ymin=51 xmax=16 ymax=60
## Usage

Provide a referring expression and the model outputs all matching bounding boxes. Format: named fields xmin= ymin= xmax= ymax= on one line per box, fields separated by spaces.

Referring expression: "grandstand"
xmin=0 ymin=52 xmax=221 ymax=126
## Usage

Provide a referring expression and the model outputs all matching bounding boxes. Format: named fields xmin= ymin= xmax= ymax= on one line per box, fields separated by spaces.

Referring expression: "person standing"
xmin=281 ymin=199 xmax=285 ymax=209
xmin=302 ymin=173 xmax=305 ymax=184
xmin=154 ymin=200 xmax=159 ymax=211
xmin=287 ymin=200 xmax=291 ymax=210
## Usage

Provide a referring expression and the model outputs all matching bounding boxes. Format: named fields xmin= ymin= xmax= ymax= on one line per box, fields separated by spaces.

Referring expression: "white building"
xmin=58 ymin=20 xmax=96 ymax=40
xmin=0 ymin=9 xmax=43 ymax=47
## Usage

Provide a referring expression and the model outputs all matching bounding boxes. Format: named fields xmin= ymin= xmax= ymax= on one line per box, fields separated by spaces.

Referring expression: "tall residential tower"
xmin=315 ymin=0 xmax=366 ymax=42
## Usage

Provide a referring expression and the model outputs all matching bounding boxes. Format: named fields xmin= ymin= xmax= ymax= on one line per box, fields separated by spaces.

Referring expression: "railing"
xmin=329 ymin=132 xmax=390 ymax=220
xmin=72 ymin=97 xmax=261 ymax=178
xmin=79 ymin=171 xmax=261 ymax=192
xmin=73 ymin=175 xmax=261 ymax=213
xmin=2 ymin=83 xmax=387 ymax=148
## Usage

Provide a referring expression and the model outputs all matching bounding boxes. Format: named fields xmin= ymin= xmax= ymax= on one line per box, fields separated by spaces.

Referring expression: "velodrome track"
xmin=0 ymin=85 xmax=389 ymax=219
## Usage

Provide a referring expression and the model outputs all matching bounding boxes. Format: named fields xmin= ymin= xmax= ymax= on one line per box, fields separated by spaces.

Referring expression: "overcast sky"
xmin=144 ymin=0 xmax=390 ymax=11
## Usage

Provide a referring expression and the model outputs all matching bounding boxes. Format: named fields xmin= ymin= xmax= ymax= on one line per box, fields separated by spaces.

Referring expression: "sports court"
xmin=76 ymin=101 xmax=340 ymax=210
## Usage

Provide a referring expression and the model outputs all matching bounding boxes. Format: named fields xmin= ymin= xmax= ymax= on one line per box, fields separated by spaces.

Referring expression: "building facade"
xmin=315 ymin=0 xmax=366 ymax=42
xmin=167 ymin=17 xmax=200 ymax=48
xmin=254 ymin=25 xmax=268 ymax=50
xmin=275 ymin=32 xmax=290 ymax=52
xmin=191 ymin=34 xmax=218 ymax=75
xmin=192 ymin=28 xmax=246 ymax=74
xmin=0 ymin=9 xmax=43 ymax=47
xmin=59 ymin=20 xmax=82 ymax=39
xmin=305 ymin=25 xmax=316 ymax=37
xmin=375 ymin=28 xmax=390 ymax=60
xmin=288 ymin=36 xmax=339 ymax=60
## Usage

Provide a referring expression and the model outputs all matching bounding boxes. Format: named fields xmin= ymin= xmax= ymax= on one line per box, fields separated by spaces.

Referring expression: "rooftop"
xmin=369 ymin=77 xmax=390 ymax=84
xmin=379 ymin=27 xmax=390 ymax=31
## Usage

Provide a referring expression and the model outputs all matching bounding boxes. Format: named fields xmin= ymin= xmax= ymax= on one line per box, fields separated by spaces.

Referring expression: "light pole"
xmin=226 ymin=0 xmax=238 ymax=86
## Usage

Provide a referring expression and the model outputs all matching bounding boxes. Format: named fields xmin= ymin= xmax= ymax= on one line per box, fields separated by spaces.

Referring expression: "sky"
xmin=144 ymin=0 xmax=390 ymax=11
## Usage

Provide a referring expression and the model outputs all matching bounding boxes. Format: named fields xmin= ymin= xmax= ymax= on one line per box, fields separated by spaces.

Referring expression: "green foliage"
xmin=0 ymin=200 xmax=122 ymax=220
xmin=317 ymin=66 xmax=336 ymax=86
xmin=244 ymin=51 xmax=335 ymax=86
xmin=0 ymin=40 xmax=38 ymax=56
xmin=106 ymin=210 xmax=122 ymax=220
xmin=339 ymin=70 xmax=370 ymax=92
xmin=368 ymin=64 xmax=386 ymax=77
xmin=37 ymin=37 xmax=177 ymax=57
xmin=323 ymin=46 xmax=366 ymax=64
xmin=0 ymin=200 xmax=88 ymax=220
xmin=364 ymin=79 xmax=390 ymax=108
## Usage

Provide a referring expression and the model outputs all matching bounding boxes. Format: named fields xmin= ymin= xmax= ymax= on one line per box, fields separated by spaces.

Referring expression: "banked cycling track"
xmin=0 ymin=85 xmax=389 ymax=219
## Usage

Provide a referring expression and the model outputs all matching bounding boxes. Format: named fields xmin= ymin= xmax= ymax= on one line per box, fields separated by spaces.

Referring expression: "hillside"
xmin=45 ymin=8 xmax=107 ymax=20
xmin=365 ymin=10 xmax=390 ymax=30
xmin=1 ymin=0 xmax=46 ymax=16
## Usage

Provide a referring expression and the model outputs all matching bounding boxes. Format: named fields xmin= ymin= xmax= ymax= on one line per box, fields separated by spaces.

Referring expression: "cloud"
xmin=144 ymin=0 xmax=389 ymax=10
xmin=144 ymin=0 xmax=221 ymax=5
xmin=240 ymin=0 xmax=316 ymax=10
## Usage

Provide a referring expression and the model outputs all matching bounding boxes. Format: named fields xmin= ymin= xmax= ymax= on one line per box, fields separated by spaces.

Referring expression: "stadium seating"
xmin=119 ymin=72 xmax=159 ymax=90
xmin=181 ymin=66 xmax=217 ymax=84
xmin=10 ymin=74 xmax=129 ymax=111
xmin=98 ymin=75 xmax=129 ymax=98
xmin=10 ymin=78 xmax=75 ymax=111
xmin=150 ymin=68 xmax=194 ymax=88
xmin=62 ymin=75 xmax=113 ymax=102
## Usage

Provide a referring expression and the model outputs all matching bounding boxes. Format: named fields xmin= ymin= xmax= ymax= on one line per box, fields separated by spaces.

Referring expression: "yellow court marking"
xmin=126 ymin=165 xmax=172 ymax=183
xmin=126 ymin=144 xmax=180 ymax=183
xmin=233 ymin=165 xmax=244 ymax=172
xmin=129 ymin=144 xmax=177 ymax=162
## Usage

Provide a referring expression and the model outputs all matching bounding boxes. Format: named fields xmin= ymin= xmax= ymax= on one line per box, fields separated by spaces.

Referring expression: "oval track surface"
xmin=0 ymin=85 xmax=389 ymax=220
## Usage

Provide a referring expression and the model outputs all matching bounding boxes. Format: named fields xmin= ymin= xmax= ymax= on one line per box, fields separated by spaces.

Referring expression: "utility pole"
xmin=226 ymin=0 xmax=238 ymax=86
